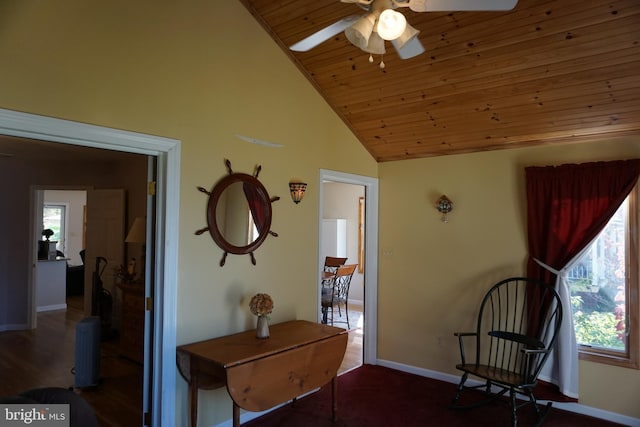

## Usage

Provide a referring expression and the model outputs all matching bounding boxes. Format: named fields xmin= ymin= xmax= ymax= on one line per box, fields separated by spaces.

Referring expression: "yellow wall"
xmin=0 ymin=1 xmax=376 ymax=425
xmin=378 ymin=137 xmax=640 ymax=418
xmin=1 ymin=0 xmax=639 ymax=424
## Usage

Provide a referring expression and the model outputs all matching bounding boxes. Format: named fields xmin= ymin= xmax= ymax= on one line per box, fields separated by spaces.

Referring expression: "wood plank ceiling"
xmin=240 ymin=0 xmax=640 ymax=162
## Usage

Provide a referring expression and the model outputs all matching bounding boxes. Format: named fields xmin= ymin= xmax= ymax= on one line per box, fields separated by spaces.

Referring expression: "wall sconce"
xmin=436 ymin=195 xmax=453 ymax=223
xmin=289 ymin=182 xmax=307 ymax=204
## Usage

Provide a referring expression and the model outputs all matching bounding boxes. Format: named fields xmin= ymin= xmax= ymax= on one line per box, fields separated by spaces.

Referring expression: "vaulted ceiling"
xmin=241 ymin=0 xmax=640 ymax=162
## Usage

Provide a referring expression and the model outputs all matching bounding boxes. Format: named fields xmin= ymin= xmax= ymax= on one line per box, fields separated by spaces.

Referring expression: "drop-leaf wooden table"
xmin=177 ymin=320 xmax=347 ymax=427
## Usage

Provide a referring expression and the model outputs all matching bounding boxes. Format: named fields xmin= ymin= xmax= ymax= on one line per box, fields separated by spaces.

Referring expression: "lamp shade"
xmin=392 ymin=23 xmax=420 ymax=50
xmin=345 ymin=13 xmax=376 ymax=50
xmin=377 ymin=9 xmax=407 ymax=41
xmin=289 ymin=182 xmax=307 ymax=204
xmin=362 ymin=31 xmax=386 ymax=55
xmin=125 ymin=217 xmax=146 ymax=243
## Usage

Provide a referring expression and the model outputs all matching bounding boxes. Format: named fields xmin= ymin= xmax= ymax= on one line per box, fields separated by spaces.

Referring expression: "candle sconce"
xmin=436 ymin=195 xmax=453 ymax=223
xmin=289 ymin=181 xmax=307 ymax=204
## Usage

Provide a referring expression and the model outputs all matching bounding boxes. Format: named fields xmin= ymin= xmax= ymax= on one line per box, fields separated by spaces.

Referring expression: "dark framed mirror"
xmin=196 ymin=160 xmax=279 ymax=266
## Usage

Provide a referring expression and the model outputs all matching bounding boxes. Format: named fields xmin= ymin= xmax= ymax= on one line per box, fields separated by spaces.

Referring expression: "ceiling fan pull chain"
xmin=368 ymin=53 xmax=385 ymax=69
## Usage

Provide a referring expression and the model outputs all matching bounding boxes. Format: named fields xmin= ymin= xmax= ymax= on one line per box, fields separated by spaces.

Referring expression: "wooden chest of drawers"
xmin=117 ymin=282 xmax=144 ymax=364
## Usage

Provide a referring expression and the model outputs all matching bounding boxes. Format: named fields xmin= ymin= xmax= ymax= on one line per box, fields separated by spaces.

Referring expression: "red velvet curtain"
xmin=526 ymin=159 xmax=640 ymax=283
xmin=525 ymin=159 xmax=640 ymax=399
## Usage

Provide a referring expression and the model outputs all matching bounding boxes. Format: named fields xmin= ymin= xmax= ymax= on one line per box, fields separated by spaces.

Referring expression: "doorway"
xmin=0 ymin=108 xmax=180 ymax=425
xmin=321 ymin=181 xmax=365 ymax=373
xmin=34 ymin=189 xmax=87 ymax=315
xmin=319 ymin=169 xmax=379 ymax=368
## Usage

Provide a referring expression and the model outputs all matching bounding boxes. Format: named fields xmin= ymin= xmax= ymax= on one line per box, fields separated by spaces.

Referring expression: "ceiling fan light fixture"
xmin=376 ymin=8 xmax=406 ymax=40
xmin=345 ymin=13 xmax=377 ymax=50
xmin=391 ymin=22 xmax=419 ymax=49
xmin=361 ymin=31 xmax=386 ymax=55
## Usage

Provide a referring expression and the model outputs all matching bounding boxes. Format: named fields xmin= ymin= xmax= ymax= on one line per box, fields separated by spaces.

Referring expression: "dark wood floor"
xmin=0 ymin=297 xmax=143 ymax=426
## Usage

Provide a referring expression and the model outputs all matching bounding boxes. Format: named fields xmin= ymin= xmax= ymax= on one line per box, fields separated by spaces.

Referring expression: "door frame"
xmin=0 ymin=108 xmax=180 ymax=426
xmin=319 ymin=169 xmax=378 ymax=365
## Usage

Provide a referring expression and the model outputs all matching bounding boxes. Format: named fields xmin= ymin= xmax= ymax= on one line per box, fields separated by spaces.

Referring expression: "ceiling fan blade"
xmin=393 ymin=0 xmax=517 ymax=12
xmin=290 ymin=15 xmax=361 ymax=52
xmin=392 ymin=36 xmax=425 ymax=59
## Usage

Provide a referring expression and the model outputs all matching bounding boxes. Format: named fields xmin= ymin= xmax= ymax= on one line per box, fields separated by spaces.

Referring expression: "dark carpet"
xmin=243 ymin=364 xmax=625 ymax=427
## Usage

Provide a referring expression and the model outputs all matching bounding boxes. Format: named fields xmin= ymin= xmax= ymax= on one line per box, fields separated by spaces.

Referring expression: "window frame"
xmin=577 ymin=186 xmax=639 ymax=369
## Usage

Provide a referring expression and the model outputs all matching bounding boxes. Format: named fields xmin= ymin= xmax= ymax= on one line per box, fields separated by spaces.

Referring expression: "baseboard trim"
xmin=0 ymin=323 xmax=30 ymax=332
xmin=348 ymin=298 xmax=363 ymax=307
xmin=376 ymin=359 xmax=640 ymax=427
xmin=214 ymin=394 xmax=316 ymax=427
xmin=36 ymin=304 xmax=67 ymax=313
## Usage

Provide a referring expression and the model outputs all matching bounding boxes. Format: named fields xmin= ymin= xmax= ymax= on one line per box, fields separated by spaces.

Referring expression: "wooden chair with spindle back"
xmin=450 ymin=277 xmax=563 ymax=426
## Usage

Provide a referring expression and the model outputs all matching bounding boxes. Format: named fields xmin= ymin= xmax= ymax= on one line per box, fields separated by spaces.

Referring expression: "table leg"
xmin=189 ymin=371 xmax=198 ymax=427
xmin=233 ymin=402 xmax=240 ymax=427
xmin=331 ymin=376 xmax=338 ymax=422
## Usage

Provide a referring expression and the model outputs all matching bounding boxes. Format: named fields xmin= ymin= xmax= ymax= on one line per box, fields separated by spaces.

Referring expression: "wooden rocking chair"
xmin=451 ymin=277 xmax=563 ymax=426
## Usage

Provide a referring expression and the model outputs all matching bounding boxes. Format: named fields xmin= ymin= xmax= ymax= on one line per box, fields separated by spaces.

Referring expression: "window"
xmin=43 ymin=204 xmax=67 ymax=253
xmin=568 ymin=187 xmax=638 ymax=368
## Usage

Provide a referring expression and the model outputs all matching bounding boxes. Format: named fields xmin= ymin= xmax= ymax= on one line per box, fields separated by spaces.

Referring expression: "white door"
xmin=83 ymin=189 xmax=125 ymax=318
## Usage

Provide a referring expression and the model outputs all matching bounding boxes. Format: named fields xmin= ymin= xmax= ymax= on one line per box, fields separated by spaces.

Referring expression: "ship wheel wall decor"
xmin=195 ymin=159 xmax=279 ymax=266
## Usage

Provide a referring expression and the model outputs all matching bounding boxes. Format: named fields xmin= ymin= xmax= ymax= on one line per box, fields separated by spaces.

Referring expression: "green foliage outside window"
xmin=568 ymin=197 xmax=627 ymax=354
xmin=571 ymin=295 xmax=624 ymax=350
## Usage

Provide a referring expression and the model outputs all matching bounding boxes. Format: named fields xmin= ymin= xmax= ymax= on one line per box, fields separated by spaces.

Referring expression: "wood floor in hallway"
xmin=0 ymin=298 xmax=143 ymax=426
xmin=0 ymin=299 xmax=364 ymax=425
xmin=335 ymin=304 xmax=364 ymax=374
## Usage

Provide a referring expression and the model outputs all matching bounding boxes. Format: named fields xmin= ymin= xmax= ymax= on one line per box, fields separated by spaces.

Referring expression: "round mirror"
xmin=196 ymin=160 xmax=280 ymax=266
xmin=196 ymin=163 xmax=278 ymax=266
xmin=208 ymin=173 xmax=271 ymax=252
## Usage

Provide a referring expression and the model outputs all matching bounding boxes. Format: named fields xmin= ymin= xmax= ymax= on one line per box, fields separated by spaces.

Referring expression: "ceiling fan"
xmin=290 ymin=0 xmax=518 ymax=66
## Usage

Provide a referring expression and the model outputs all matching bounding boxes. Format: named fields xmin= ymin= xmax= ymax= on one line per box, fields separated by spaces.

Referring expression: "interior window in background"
xmin=43 ymin=204 xmax=66 ymax=254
